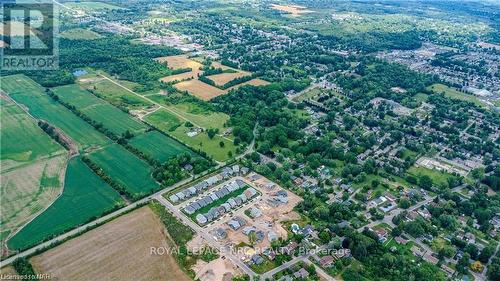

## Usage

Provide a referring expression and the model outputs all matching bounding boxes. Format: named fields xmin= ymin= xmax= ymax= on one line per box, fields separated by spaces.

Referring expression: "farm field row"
xmin=52 ymin=84 xmax=148 ymax=136
xmin=74 ymin=70 xmax=238 ymax=162
xmin=29 ymin=206 xmax=190 ymax=281
xmin=0 ymin=98 xmax=63 ymax=165
xmin=0 ymin=97 xmax=68 ymax=245
xmin=86 ymin=144 xmax=160 ymax=197
xmin=157 ymin=55 xmax=270 ymax=100
xmin=0 ymin=75 xmax=110 ymax=150
xmin=1 ymin=75 xmax=194 ymax=255
xmin=7 ymin=157 xmax=124 ymax=251
xmin=128 ymin=131 xmax=196 ymax=163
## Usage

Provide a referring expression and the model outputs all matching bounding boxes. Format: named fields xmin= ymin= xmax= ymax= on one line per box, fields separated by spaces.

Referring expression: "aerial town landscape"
xmin=0 ymin=0 xmax=499 ymax=281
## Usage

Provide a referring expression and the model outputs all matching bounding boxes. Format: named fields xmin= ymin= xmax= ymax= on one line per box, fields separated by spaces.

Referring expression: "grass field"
xmin=143 ymin=100 xmax=230 ymax=131
xmin=145 ymin=109 xmax=235 ymax=162
xmin=0 ymin=98 xmax=62 ymax=163
xmin=30 ymin=207 xmax=190 ymax=281
xmin=144 ymin=108 xmax=182 ymax=131
xmin=86 ymin=144 xmax=160 ymax=196
xmin=60 ymin=28 xmax=102 ymax=40
xmin=64 ymin=1 xmax=121 ymax=11
xmin=128 ymin=131 xmax=195 ymax=163
xmin=7 ymin=157 xmax=124 ymax=251
xmin=0 ymin=98 xmax=69 ymax=248
xmin=174 ymin=79 xmax=227 ymax=101
xmin=427 ymin=84 xmax=487 ymax=108
xmin=0 ymin=75 xmax=110 ymax=150
xmin=52 ymin=84 xmax=148 ymax=136
xmin=407 ymin=165 xmax=456 ymax=189
xmin=79 ymin=78 xmax=153 ymax=109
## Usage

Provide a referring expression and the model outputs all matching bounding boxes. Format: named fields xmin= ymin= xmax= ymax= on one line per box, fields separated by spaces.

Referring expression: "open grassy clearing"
xmin=52 ymin=84 xmax=148 ymax=135
xmin=144 ymin=109 xmax=235 ymax=162
xmin=175 ymin=79 xmax=227 ymax=101
xmin=60 ymin=28 xmax=102 ymax=40
xmin=30 ymin=207 xmax=190 ymax=281
xmin=407 ymin=165 xmax=456 ymax=188
xmin=427 ymin=83 xmax=487 ymax=108
xmin=0 ymin=75 xmax=110 ymax=150
xmin=64 ymin=1 xmax=121 ymax=11
xmin=128 ymin=131 xmax=196 ymax=163
xmin=144 ymin=97 xmax=230 ymax=131
xmin=79 ymin=77 xmax=153 ymax=109
xmin=86 ymin=144 xmax=160 ymax=196
xmin=7 ymin=157 xmax=124 ymax=251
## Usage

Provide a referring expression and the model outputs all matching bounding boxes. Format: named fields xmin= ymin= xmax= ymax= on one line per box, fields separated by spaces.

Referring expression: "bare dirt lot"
xmin=193 ymin=257 xmax=242 ymax=281
xmin=156 ymin=55 xmax=203 ymax=71
xmin=207 ymin=72 xmax=250 ymax=87
xmin=30 ymin=207 xmax=190 ymax=281
xmin=270 ymin=4 xmax=313 ymax=16
xmin=156 ymin=55 xmax=203 ymax=83
xmin=227 ymin=78 xmax=271 ymax=91
xmin=0 ymin=266 xmax=18 ymax=279
xmin=174 ymin=80 xmax=227 ymax=101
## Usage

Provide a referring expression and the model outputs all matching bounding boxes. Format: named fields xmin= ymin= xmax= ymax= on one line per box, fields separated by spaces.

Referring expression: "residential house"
xmin=319 ymin=255 xmax=335 ymax=268
xmin=293 ymin=268 xmax=310 ymax=279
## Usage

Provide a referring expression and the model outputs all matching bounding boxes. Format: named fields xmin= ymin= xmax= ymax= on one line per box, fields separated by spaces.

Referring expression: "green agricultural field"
xmin=86 ymin=144 xmax=160 ymax=196
xmin=7 ymin=157 xmax=124 ymax=251
xmin=1 ymin=99 xmax=67 ymax=244
xmin=427 ymin=84 xmax=487 ymax=108
xmin=52 ymin=84 xmax=148 ymax=136
xmin=145 ymin=109 xmax=235 ymax=162
xmin=0 ymin=75 xmax=109 ymax=150
xmin=60 ymin=28 xmax=102 ymax=40
xmin=128 ymin=131 xmax=195 ymax=163
xmin=80 ymin=78 xmax=153 ymax=109
xmin=0 ymin=99 xmax=62 ymax=162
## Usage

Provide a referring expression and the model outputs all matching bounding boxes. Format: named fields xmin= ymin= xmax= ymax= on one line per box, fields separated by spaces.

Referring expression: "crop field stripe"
xmin=51 ymin=85 xmax=148 ymax=135
xmin=7 ymin=157 xmax=124 ymax=251
xmin=0 ymin=75 xmax=110 ymax=149
xmin=0 ymin=98 xmax=63 ymax=162
xmin=128 ymin=131 xmax=196 ymax=163
xmin=86 ymin=144 xmax=160 ymax=196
